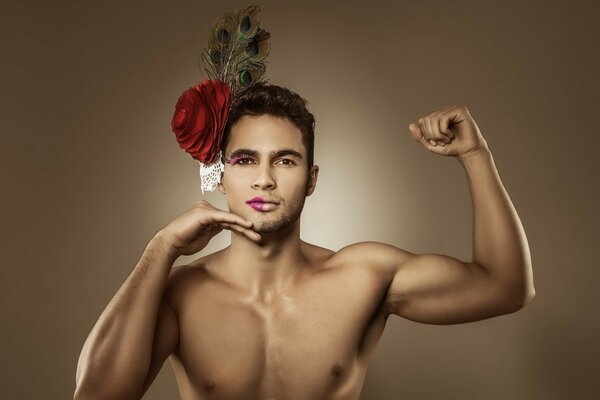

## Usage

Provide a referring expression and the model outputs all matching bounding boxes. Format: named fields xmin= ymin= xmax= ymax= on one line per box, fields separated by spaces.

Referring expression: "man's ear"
xmin=305 ymin=165 xmax=319 ymax=197
xmin=218 ymin=172 xmax=226 ymax=195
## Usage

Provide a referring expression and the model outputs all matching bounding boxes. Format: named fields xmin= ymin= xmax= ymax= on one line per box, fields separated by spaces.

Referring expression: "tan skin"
xmin=74 ymin=109 xmax=534 ymax=400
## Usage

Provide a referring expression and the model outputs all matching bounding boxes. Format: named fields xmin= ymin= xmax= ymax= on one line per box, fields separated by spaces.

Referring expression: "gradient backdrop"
xmin=1 ymin=0 xmax=599 ymax=399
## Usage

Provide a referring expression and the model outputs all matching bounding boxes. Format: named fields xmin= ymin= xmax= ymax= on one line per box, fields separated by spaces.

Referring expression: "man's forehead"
xmin=226 ymin=115 xmax=305 ymax=154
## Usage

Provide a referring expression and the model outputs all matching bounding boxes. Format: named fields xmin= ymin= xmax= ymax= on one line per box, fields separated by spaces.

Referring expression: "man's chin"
xmin=252 ymin=214 xmax=300 ymax=234
xmin=253 ymin=220 xmax=290 ymax=234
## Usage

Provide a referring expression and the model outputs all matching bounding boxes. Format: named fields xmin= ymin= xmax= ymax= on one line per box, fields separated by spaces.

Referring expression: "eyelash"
xmin=228 ymin=157 xmax=296 ymax=166
xmin=230 ymin=157 xmax=253 ymax=165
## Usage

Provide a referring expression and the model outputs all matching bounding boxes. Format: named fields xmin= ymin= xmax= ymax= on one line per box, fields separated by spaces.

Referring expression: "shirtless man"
xmin=74 ymin=84 xmax=535 ymax=400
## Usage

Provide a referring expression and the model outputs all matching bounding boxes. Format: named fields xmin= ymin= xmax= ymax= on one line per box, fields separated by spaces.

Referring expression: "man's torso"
xmin=164 ymin=242 xmax=392 ymax=400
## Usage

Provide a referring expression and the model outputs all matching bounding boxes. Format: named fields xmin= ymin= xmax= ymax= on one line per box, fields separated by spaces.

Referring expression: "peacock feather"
xmin=200 ymin=5 xmax=271 ymax=97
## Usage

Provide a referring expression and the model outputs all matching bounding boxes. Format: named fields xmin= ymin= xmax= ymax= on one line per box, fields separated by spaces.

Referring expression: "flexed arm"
xmin=348 ymin=106 xmax=535 ymax=325
xmin=408 ymin=106 xmax=534 ymax=298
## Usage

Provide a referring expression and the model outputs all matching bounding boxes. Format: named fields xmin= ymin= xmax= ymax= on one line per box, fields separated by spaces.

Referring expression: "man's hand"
xmin=158 ymin=200 xmax=261 ymax=257
xmin=408 ymin=105 xmax=490 ymax=159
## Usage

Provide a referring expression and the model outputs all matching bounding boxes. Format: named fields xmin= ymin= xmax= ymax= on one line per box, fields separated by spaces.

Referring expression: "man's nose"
xmin=252 ymin=164 xmax=276 ymax=190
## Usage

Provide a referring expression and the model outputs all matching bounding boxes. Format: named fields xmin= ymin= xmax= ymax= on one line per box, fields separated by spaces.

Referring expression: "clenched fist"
xmin=409 ymin=105 xmax=490 ymax=159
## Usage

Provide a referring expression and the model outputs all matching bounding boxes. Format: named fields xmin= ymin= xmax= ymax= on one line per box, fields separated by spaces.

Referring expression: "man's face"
xmin=218 ymin=114 xmax=319 ymax=234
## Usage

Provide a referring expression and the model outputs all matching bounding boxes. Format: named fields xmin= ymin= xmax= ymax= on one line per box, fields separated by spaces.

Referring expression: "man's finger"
xmin=221 ymin=222 xmax=261 ymax=241
xmin=418 ymin=118 xmax=430 ymax=141
xmin=439 ymin=114 xmax=453 ymax=137
xmin=425 ymin=117 xmax=437 ymax=140
xmin=428 ymin=113 xmax=452 ymax=143
xmin=408 ymin=123 xmax=422 ymax=142
xmin=207 ymin=210 xmax=253 ymax=228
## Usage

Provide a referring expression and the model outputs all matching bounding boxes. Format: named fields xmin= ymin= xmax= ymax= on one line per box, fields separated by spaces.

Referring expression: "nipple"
xmin=203 ymin=379 xmax=217 ymax=392
xmin=330 ymin=364 xmax=343 ymax=378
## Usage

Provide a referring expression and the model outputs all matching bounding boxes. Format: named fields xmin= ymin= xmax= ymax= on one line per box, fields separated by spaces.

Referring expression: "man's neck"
xmin=223 ymin=220 xmax=308 ymax=301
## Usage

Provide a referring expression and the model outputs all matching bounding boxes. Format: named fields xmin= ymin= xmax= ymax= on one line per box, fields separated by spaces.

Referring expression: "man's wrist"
xmin=457 ymin=146 xmax=492 ymax=164
xmin=147 ymin=231 xmax=181 ymax=263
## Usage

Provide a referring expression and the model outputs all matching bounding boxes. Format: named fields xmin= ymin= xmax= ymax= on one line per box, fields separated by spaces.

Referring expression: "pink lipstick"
xmin=246 ymin=197 xmax=278 ymax=212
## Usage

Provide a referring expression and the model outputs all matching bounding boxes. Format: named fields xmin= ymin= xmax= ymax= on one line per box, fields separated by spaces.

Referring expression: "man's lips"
xmin=246 ymin=196 xmax=279 ymax=204
xmin=246 ymin=197 xmax=279 ymax=212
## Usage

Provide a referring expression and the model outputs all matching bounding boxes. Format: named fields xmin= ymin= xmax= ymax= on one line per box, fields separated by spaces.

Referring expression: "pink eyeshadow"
xmin=228 ymin=156 xmax=244 ymax=164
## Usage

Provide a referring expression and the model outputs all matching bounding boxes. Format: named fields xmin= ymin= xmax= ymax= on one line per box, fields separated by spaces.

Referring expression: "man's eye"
xmin=231 ymin=157 xmax=254 ymax=165
xmin=277 ymin=159 xmax=296 ymax=166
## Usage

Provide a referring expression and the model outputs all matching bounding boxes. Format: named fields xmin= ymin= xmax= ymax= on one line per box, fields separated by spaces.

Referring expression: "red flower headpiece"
xmin=171 ymin=79 xmax=232 ymax=165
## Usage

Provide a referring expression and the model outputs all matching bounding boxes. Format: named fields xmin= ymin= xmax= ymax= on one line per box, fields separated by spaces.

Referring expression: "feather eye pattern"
xmin=201 ymin=5 xmax=270 ymax=96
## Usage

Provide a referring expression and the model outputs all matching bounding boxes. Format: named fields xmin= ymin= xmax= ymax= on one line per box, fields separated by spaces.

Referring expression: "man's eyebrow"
xmin=227 ymin=148 xmax=303 ymax=159
xmin=272 ymin=149 xmax=303 ymax=159
xmin=227 ymin=148 xmax=258 ymax=159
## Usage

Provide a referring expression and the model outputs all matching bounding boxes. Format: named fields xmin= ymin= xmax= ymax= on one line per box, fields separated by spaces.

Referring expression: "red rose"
xmin=171 ymin=79 xmax=232 ymax=164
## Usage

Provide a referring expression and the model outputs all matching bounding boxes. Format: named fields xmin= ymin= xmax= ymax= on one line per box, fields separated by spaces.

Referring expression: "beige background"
xmin=1 ymin=0 xmax=599 ymax=399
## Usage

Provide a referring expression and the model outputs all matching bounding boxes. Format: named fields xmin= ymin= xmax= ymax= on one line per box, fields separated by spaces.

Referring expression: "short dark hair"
xmin=220 ymin=83 xmax=315 ymax=169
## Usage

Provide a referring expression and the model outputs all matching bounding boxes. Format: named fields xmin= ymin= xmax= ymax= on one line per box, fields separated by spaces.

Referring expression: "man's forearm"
xmin=458 ymin=148 xmax=535 ymax=305
xmin=74 ymin=233 xmax=178 ymax=399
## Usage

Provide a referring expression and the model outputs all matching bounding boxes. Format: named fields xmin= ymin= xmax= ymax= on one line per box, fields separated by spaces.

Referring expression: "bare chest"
xmin=168 ymin=264 xmax=389 ymax=399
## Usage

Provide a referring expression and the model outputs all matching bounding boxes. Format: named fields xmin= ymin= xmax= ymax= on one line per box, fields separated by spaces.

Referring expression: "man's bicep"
xmin=139 ymin=297 xmax=179 ymax=397
xmin=384 ymin=252 xmax=518 ymax=324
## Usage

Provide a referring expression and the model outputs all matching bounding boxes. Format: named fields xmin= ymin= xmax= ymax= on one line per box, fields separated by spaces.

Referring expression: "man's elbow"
xmin=504 ymin=284 xmax=536 ymax=313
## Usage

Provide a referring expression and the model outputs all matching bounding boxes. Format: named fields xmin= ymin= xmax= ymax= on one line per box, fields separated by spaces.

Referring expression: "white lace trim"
xmin=199 ymin=152 xmax=224 ymax=194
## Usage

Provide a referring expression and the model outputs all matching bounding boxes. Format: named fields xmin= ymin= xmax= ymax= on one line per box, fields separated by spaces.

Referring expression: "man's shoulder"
xmin=163 ymin=251 xmax=222 ymax=307
xmin=303 ymin=240 xmax=398 ymax=259
xmin=331 ymin=241 xmax=390 ymax=261
xmin=330 ymin=241 xmax=414 ymax=273
xmin=168 ymin=253 xmax=212 ymax=277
